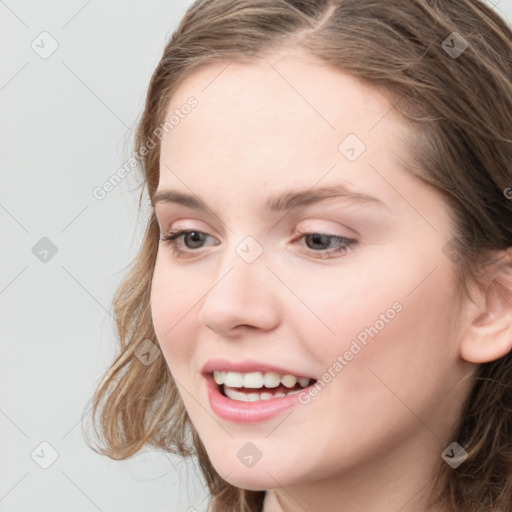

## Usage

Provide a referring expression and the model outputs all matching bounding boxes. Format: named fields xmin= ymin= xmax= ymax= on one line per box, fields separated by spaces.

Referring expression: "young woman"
xmin=88 ymin=1 xmax=512 ymax=511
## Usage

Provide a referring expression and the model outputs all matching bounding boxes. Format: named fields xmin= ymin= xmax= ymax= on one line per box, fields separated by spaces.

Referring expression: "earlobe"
xmin=459 ymin=255 xmax=512 ymax=364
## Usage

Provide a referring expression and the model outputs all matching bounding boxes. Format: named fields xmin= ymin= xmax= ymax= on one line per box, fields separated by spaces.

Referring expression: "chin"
xmin=222 ymin=473 xmax=278 ymax=492
xmin=218 ymin=458 xmax=307 ymax=491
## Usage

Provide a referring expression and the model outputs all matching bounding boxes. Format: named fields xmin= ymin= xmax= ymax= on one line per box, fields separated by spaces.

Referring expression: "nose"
xmin=197 ymin=250 xmax=281 ymax=337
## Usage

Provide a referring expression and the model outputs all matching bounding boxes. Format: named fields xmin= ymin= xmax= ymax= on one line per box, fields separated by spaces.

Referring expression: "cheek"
xmin=150 ymin=256 xmax=199 ymax=368
xmin=282 ymin=257 xmax=461 ymax=463
xmin=293 ymin=246 xmax=459 ymax=392
xmin=286 ymin=258 xmax=404 ymax=361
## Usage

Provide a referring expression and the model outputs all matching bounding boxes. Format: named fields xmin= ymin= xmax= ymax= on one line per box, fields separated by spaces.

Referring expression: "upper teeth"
xmin=213 ymin=371 xmax=311 ymax=389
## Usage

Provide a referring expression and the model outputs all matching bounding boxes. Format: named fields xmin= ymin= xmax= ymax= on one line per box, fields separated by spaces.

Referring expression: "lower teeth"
xmin=222 ymin=385 xmax=302 ymax=402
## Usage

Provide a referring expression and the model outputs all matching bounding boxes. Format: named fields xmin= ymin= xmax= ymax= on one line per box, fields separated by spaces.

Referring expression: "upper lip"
xmin=201 ymin=358 xmax=316 ymax=379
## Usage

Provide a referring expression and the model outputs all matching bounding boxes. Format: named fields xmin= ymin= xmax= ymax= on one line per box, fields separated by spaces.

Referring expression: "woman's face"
xmin=150 ymin=53 xmax=475 ymax=499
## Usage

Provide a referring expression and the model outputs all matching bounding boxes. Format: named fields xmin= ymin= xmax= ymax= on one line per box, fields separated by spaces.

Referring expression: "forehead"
xmin=158 ymin=53 xmax=413 ymax=202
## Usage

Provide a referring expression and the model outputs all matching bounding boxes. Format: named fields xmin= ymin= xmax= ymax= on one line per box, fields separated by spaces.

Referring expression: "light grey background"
xmin=1 ymin=1 xmax=511 ymax=511
xmin=0 ymin=1 xmax=208 ymax=511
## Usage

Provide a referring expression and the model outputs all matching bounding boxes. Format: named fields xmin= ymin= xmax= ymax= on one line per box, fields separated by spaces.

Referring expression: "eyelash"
xmin=159 ymin=228 xmax=357 ymax=259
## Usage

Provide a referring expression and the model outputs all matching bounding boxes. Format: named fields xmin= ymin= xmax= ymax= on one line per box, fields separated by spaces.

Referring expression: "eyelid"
xmin=295 ymin=218 xmax=359 ymax=239
xmin=160 ymin=226 xmax=358 ymax=260
xmin=161 ymin=223 xmax=353 ymax=245
xmin=162 ymin=218 xmax=354 ymax=238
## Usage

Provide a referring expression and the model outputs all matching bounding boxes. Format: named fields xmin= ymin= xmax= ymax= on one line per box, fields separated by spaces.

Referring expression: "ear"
xmin=459 ymin=249 xmax=512 ymax=364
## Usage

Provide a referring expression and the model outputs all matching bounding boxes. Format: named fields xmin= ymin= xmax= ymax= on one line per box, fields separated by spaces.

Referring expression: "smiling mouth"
xmin=212 ymin=370 xmax=317 ymax=402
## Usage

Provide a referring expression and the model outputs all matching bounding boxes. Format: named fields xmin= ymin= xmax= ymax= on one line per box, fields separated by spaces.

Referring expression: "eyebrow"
xmin=152 ymin=185 xmax=387 ymax=213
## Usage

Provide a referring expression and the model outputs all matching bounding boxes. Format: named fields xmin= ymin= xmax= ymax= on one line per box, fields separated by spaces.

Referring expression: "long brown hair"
xmin=86 ymin=1 xmax=512 ymax=511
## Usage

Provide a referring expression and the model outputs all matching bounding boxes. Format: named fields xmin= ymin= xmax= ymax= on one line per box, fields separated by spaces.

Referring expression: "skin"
xmin=149 ymin=52 xmax=496 ymax=512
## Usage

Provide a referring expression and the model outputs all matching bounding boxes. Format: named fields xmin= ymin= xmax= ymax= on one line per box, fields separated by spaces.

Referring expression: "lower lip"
xmin=204 ymin=374 xmax=309 ymax=423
